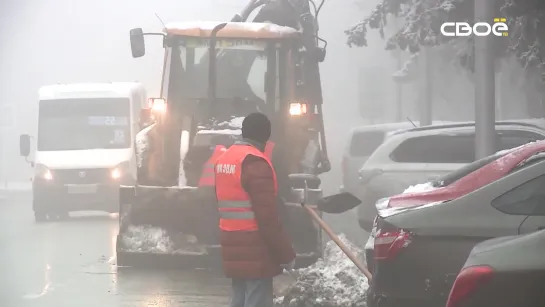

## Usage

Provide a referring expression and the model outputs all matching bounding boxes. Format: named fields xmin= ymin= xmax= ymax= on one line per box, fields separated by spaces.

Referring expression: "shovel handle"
xmin=303 ymin=205 xmax=373 ymax=281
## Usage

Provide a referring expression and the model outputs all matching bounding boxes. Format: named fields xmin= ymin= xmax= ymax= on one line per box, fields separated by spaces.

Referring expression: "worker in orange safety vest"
xmin=198 ymin=141 xmax=274 ymax=187
xmin=214 ymin=112 xmax=295 ymax=307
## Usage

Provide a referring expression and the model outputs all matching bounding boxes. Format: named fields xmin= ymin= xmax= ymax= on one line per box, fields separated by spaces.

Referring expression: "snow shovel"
xmin=289 ymin=174 xmax=373 ymax=282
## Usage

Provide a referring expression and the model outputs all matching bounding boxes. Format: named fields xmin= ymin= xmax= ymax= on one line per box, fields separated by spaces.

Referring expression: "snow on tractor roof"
xmin=164 ymin=21 xmax=300 ymax=39
xmin=39 ymin=82 xmax=145 ymax=100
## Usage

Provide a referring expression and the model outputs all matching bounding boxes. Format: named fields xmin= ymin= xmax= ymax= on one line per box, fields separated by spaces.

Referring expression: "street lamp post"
xmin=419 ymin=47 xmax=432 ymax=126
xmin=474 ymin=0 xmax=496 ymax=158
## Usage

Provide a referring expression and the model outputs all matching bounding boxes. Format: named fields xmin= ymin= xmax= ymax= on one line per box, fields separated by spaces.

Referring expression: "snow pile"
xmin=179 ymin=130 xmax=190 ymax=187
xmin=403 ymin=181 xmax=435 ymax=194
xmin=135 ymin=124 xmax=155 ymax=168
xmin=364 ymin=223 xmax=377 ymax=250
xmin=274 ymin=234 xmax=369 ymax=307
xmin=227 ymin=116 xmax=244 ymax=128
xmin=198 ymin=116 xmax=244 ymax=135
xmin=120 ymin=225 xmax=206 ymax=254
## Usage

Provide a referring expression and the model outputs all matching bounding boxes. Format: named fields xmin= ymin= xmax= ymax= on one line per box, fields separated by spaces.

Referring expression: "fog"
xmin=1 ymin=0 xmax=537 ymax=188
xmin=0 ymin=0 xmax=376 ymax=189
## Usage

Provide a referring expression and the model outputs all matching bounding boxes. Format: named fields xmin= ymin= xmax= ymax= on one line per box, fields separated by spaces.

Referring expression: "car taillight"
xmin=374 ymin=228 xmax=411 ymax=260
xmin=446 ymin=266 xmax=494 ymax=307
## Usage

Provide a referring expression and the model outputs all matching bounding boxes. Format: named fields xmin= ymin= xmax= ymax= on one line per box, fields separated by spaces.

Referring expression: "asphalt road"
xmin=0 ymin=194 xmax=231 ymax=307
xmin=0 ymin=191 xmax=365 ymax=307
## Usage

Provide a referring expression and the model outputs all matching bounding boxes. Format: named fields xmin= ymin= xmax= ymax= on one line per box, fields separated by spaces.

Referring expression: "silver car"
xmin=341 ymin=121 xmax=451 ymax=197
xmin=357 ymin=120 xmax=545 ymax=231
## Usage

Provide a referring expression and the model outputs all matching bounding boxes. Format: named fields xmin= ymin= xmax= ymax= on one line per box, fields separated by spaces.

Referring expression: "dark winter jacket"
xmin=220 ymin=154 xmax=296 ymax=279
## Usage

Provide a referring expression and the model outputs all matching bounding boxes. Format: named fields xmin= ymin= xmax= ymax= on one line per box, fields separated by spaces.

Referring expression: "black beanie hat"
xmin=241 ymin=112 xmax=271 ymax=144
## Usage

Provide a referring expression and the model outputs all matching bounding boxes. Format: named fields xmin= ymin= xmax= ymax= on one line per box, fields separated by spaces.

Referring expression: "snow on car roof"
xmin=351 ymin=120 xmax=454 ymax=133
xmin=165 ymin=21 xmax=300 ymax=39
xmin=391 ymin=118 xmax=545 ymax=137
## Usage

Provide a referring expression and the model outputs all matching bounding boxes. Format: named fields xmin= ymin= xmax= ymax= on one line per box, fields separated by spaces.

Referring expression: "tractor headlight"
xmin=289 ymin=102 xmax=307 ymax=116
xmin=148 ymin=98 xmax=166 ymax=113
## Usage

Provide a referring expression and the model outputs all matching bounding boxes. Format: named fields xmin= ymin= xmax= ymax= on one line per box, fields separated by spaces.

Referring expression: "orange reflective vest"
xmin=214 ymin=142 xmax=278 ymax=231
xmin=264 ymin=141 xmax=275 ymax=159
xmin=198 ymin=145 xmax=227 ymax=186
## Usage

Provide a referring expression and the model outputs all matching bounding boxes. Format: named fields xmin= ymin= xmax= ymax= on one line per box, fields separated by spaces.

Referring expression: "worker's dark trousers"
xmin=230 ymin=278 xmax=273 ymax=307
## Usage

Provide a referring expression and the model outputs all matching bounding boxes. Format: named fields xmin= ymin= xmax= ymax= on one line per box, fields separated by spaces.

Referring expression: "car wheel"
xmin=34 ymin=211 xmax=47 ymax=223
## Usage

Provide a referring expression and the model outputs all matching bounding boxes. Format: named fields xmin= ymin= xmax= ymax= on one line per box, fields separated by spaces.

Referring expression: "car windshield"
xmin=432 ymin=151 xmax=509 ymax=187
xmin=37 ymin=98 xmax=131 ymax=151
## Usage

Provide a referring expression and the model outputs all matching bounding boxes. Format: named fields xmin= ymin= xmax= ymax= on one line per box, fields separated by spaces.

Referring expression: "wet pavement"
xmin=0 ymin=188 xmax=365 ymax=307
xmin=0 ymin=194 xmax=231 ymax=307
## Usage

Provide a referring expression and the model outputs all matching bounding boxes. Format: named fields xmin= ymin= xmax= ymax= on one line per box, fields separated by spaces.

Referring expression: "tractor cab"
xmin=131 ymin=21 xmax=326 ymax=185
xmin=117 ymin=21 xmax=327 ymax=269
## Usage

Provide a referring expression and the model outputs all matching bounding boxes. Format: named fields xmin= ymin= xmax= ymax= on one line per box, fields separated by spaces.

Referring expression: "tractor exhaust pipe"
xmin=207 ymin=23 xmax=228 ymax=116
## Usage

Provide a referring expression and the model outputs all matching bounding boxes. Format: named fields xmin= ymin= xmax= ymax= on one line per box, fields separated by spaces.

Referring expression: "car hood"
xmin=35 ymin=149 xmax=132 ymax=169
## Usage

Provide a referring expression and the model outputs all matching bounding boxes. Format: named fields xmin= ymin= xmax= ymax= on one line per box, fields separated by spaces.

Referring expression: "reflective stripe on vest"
xmin=264 ymin=141 xmax=275 ymax=159
xmin=215 ymin=143 xmax=278 ymax=232
xmin=198 ymin=145 xmax=226 ymax=186
xmin=217 ymin=200 xmax=255 ymax=219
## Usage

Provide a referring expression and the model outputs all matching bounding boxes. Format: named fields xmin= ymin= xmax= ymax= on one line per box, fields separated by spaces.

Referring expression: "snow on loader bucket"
xmin=116 ymin=182 xmax=324 ymax=269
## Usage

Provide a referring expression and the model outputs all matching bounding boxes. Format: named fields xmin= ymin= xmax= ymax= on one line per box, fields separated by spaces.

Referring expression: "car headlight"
xmin=35 ymin=163 xmax=53 ymax=180
xmin=111 ymin=161 xmax=131 ymax=180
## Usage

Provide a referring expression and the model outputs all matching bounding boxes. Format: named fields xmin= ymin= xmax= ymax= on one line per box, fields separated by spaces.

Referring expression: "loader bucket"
xmin=116 ymin=184 xmax=223 ymax=269
xmin=116 ymin=184 xmax=324 ymax=269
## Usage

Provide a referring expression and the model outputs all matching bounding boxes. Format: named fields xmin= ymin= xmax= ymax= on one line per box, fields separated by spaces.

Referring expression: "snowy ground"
xmin=118 ymin=225 xmax=370 ymax=307
xmin=274 ymin=234 xmax=369 ymax=307
xmin=120 ymin=225 xmax=207 ymax=254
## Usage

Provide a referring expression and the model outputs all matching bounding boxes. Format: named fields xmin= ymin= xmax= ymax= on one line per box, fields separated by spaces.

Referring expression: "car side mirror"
xmin=130 ymin=28 xmax=145 ymax=58
xmin=19 ymin=134 xmax=31 ymax=157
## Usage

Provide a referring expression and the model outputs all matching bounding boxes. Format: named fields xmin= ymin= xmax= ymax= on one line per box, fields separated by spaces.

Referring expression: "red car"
xmin=365 ymin=141 xmax=545 ymax=307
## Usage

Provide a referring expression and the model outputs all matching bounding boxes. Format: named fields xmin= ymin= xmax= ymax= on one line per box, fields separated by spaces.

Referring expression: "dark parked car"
xmin=446 ymin=229 xmax=545 ymax=307
xmin=366 ymin=140 xmax=545 ymax=307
